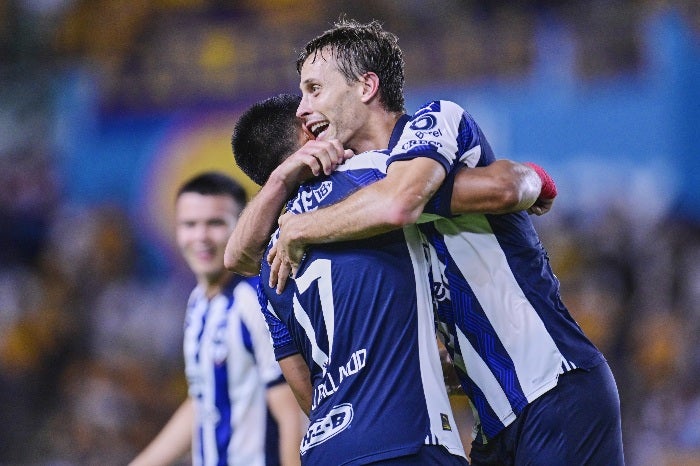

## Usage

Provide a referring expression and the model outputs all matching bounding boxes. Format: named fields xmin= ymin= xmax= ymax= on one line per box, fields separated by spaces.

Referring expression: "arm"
xmin=267 ymin=157 xmax=445 ymax=291
xmin=278 ymin=354 xmax=313 ymax=416
xmin=270 ymin=159 xmax=556 ymax=291
xmin=129 ymin=397 xmax=193 ymax=466
xmin=267 ymin=383 xmax=305 ymax=466
xmin=450 ymin=159 xmax=541 ymax=214
xmin=224 ymin=139 xmax=353 ymax=275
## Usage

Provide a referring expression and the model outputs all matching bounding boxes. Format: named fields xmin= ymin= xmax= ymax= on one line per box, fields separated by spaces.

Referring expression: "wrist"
xmin=524 ymin=162 xmax=557 ymax=199
xmin=266 ymin=168 xmax=298 ymax=197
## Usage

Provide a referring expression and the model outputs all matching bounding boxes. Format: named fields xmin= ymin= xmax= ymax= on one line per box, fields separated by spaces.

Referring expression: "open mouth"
xmin=309 ymin=121 xmax=329 ymax=138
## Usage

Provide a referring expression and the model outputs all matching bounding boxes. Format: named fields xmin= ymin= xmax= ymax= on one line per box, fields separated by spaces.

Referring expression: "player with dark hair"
xmin=130 ymin=172 xmax=303 ymax=466
xmin=225 ymin=90 xmax=549 ymax=465
xmin=232 ymin=94 xmax=310 ymax=187
xmin=268 ymin=18 xmax=623 ymax=466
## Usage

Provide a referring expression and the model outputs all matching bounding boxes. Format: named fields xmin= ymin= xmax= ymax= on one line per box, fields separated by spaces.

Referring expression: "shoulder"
xmin=414 ymin=99 xmax=466 ymax=117
xmin=231 ymin=277 xmax=259 ymax=303
xmin=337 ymin=149 xmax=389 ymax=173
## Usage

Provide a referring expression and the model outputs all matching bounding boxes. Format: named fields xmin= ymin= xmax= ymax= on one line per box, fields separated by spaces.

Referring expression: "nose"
xmin=192 ymin=223 xmax=209 ymax=241
xmin=296 ymin=95 xmax=311 ymax=119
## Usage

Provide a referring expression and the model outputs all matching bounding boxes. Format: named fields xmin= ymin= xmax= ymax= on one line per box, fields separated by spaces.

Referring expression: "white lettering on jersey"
xmin=289 ymin=181 xmax=334 ymax=213
xmin=300 ymin=404 xmax=354 ymax=455
xmin=312 ymin=348 xmax=367 ymax=410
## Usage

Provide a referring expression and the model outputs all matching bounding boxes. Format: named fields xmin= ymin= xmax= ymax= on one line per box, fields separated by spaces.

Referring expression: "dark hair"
xmin=176 ymin=171 xmax=247 ymax=210
xmin=232 ymin=94 xmax=302 ymax=186
xmin=296 ymin=18 xmax=405 ymax=113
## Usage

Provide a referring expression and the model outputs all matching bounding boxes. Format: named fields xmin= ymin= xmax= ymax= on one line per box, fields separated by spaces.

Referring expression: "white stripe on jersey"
xmin=459 ymin=145 xmax=481 ymax=167
xmin=292 ymin=293 xmax=329 ymax=373
xmin=184 ymin=279 xmax=280 ymax=466
xmin=405 ymin=224 xmax=466 ymax=457
xmin=437 ymin=215 xmax=566 ymax=414
xmin=455 ymin=327 xmax=518 ymax=426
xmin=335 ymin=149 xmax=389 ymax=172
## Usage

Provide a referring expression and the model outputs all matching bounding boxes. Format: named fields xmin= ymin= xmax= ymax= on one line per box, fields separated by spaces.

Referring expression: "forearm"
xmin=129 ymin=398 xmax=193 ymax=466
xmin=283 ymin=158 xmax=445 ymax=246
xmin=268 ymin=383 xmax=305 ymax=466
xmin=278 ymin=355 xmax=313 ymax=416
xmin=224 ymin=175 xmax=292 ymax=275
xmin=450 ymin=160 xmax=541 ymax=214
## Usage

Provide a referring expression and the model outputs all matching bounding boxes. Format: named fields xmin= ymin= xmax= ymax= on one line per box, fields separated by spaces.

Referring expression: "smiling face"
xmin=296 ymin=48 xmax=368 ymax=151
xmin=175 ymin=192 xmax=240 ymax=292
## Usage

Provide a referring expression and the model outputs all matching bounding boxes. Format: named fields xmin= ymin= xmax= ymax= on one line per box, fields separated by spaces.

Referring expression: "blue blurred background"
xmin=1 ymin=1 xmax=699 ymax=464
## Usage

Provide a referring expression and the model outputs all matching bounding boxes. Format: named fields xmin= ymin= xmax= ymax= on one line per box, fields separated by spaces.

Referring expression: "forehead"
xmin=175 ymin=192 xmax=239 ymax=218
xmin=300 ymin=48 xmax=342 ymax=80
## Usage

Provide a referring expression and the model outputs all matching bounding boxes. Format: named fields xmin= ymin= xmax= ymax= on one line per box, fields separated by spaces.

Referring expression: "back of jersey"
xmin=259 ymin=151 xmax=466 ymax=465
xmin=393 ymin=99 xmax=604 ymax=441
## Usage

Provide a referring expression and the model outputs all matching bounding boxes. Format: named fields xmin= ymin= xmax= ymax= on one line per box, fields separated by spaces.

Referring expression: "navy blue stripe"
xmin=426 ymin=230 xmax=529 ymax=437
xmin=214 ymin=358 xmax=230 ymax=466
xmin=241 ymin=320 xmax=254 ymax=358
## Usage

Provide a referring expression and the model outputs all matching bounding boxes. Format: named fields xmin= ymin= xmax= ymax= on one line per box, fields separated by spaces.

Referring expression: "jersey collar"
xmin=388 ymin=114 xmax=411 ymax=151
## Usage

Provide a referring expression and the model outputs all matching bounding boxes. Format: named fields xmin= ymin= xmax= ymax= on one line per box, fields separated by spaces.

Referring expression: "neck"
xmin=349 ymin=110 xmax=403 ymax=153
xmin=200 ymin=270 xmax=233 ymax=299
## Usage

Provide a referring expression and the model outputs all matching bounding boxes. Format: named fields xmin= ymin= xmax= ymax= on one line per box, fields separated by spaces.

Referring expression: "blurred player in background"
xmin=130 ymin=172 xmax=303 ymax=466
xmin=265 ymin=19 xmax=624 ymax=465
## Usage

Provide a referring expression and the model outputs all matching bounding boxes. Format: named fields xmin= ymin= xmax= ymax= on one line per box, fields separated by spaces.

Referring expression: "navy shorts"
xmin=366 ymin=445 xmax=470 ymax=465
xmin=470 ymin=360 xmax=625 ymax=466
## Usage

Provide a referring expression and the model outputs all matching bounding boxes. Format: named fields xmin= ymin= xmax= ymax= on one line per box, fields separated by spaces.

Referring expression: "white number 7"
xmin=292 ymin=259 xmax=335 ymax=376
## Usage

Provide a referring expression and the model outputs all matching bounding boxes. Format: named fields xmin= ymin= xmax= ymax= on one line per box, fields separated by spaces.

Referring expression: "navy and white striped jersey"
xmin=388 ymin=100 xmax=605 ymax=441
xmin=258 ymin=147 xmax=467 ymax=465
xmin=184 ymin=275 xmax=285 ymax=466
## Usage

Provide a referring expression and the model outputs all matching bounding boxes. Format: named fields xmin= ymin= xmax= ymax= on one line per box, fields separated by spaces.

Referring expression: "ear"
xmin=358 ymin=72 xmax=380 ymax=103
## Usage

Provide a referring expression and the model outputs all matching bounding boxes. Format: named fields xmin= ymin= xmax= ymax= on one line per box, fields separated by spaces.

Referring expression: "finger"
xmin=267 ymin=243 xmax=278 ymax=265
xmin=276 ymin=260 xmax=292 ymax=294
xmin=278 ymin=211 xmax=289 ymax=226
xmin=311 ymin=140 xmax=343 ymax=175
xmin=300 ymin=153 xmax=322 ymax=176
xmin=269 ymin=252 xmax=281 ymax=288
xmin=315 ymin=147 xmax=335 ymax=176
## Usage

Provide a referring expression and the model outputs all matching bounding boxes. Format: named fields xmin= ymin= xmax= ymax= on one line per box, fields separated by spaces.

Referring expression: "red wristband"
xmin=524 ymin=162 xmax=557 ymax=199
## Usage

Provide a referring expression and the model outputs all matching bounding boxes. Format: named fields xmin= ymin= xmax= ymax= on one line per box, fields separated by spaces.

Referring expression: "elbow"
xmin=223 ymin=256 xmax=239 ymax=273
xmin=223 ymin=247 xmax=239 ymax=271
xmin=383 ymin=196 xmax=424 ymax=227
xmin=494 ymin=163 xmax=542 ymax=212
xmin=224 ymin=250 xmax=260 ymax=276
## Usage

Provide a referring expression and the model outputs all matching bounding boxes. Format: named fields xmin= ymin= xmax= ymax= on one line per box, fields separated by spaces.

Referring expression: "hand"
xmin=524 ymin=162 xmax=556 ymax=216
xmin=527 ymin=196 xmax=554 ymax=216
xmin=272 ymin=139 xmax=354 ymax=191
xmin=268 ymin=212 xmax=307 ymax=294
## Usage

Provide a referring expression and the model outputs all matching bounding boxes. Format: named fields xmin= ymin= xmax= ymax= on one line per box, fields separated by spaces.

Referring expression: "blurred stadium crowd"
xmin=1 ymin=0 xmax=699 ymax=465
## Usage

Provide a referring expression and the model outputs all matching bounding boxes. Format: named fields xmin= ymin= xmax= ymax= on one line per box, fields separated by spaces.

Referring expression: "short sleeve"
xmin=387 ymin=100 xmax=471 ymax=173
xmin=257 ymin=248 xmax=300 ymax=362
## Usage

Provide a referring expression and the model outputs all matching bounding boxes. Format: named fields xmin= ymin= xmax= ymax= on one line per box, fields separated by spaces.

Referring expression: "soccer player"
xmin=130 ymin=172 xmax=303 ymax=466
xmin=235 ymin=96 xmax=470 ymax=465
xmin=267 ymin=19 xmax=624 ymax=466
xmin=226 ymin=94 xmax=545 ymax=465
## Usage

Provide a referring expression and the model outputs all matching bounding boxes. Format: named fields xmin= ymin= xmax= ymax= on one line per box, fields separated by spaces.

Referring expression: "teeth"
xmin=310 ymin=122 xmax=328 ymax=137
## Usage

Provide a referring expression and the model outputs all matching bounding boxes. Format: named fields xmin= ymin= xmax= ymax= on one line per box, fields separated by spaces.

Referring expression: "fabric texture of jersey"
xmin=184 ymin=275 xmax=284 ymax=466
xmin=258 ymin=149 xmax=467 ymax=466
xmin=388 ymin=100 xmax=605 ymax=441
